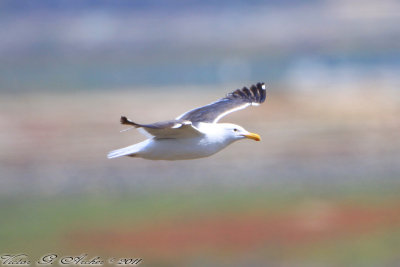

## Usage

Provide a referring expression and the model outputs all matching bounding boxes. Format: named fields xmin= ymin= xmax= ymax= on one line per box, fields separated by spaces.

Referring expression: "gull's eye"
xmin=233 ymin=128 xmax=238 ymax=132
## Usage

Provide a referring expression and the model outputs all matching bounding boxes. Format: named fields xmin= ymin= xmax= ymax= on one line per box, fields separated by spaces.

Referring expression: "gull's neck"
xmin=196 ymin=122 xmax=233 ymax=144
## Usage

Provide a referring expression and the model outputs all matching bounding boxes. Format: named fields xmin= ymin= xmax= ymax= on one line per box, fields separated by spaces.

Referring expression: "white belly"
xmin=137 ymin=137 xmax=231 ymax=160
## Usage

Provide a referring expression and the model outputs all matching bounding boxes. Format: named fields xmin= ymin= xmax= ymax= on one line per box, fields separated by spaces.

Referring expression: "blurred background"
xmin=1 ymin=0 xmax=400 ymax=266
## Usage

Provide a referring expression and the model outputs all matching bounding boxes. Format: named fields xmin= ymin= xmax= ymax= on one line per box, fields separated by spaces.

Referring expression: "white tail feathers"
xmin=107 ymin=144 xmax=141 ymax=159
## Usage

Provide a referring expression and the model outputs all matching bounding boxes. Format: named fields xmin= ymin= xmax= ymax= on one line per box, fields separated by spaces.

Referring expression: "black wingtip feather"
xmin=120 ymin=116 xmax=139 ymax=127
xmin=257 ymin=82 xmax=266 ymax=103
xmin=241 ymin=87 xmax=253 ymax=100
xmin=232 ymin=82 xmax=267 ymax=104
xmin=250 ymin=84 xmax=260 ymax=102
xmin=232 ymin=89 xmax=246 ymax=98
xmin=120 ymin=116 xmax=129 ymax=124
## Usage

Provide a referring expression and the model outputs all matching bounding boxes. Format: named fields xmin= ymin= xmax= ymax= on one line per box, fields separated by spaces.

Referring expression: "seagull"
xmin=107 ymin=82 xmax=266 ymax=160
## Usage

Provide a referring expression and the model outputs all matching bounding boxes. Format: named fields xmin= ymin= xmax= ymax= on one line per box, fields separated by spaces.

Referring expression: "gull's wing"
xmin=176 ymin=82 xmax=266 ymax=123
xmin=120 ymin=116 xmax=204 ymax=139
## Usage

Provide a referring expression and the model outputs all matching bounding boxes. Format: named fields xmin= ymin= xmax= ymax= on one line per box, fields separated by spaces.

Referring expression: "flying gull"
xmin=107 ymin=82 xmax=266 ymax=160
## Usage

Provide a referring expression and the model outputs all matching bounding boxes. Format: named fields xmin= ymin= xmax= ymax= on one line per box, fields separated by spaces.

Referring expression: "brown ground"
xmin=68 ymin=200 xmax=400 ymax=260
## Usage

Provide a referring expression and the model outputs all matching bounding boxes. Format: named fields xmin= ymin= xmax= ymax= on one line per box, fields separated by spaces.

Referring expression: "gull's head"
xmin=220 ymin=123 xmax=261 ymax=142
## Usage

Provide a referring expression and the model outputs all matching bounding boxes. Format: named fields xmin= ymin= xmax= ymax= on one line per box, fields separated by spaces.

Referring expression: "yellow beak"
xmin=243 ymin=132 xmax=261 ymax=141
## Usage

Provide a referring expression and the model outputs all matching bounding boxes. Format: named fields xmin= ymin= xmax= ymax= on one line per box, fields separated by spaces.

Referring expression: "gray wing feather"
xmin=120 ymin=116 xmax=203 ymax=139
xmin=177 ymin=82 xmax=266 ymax=123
